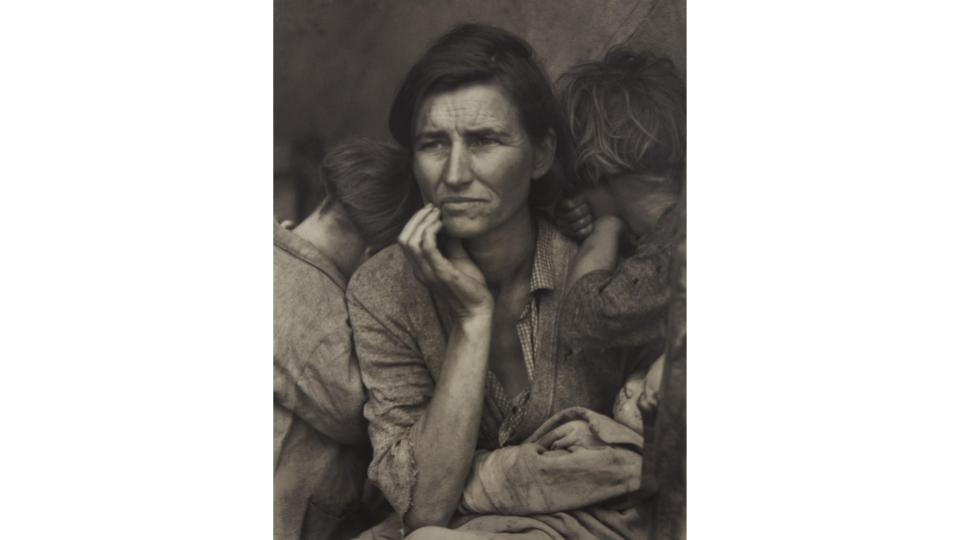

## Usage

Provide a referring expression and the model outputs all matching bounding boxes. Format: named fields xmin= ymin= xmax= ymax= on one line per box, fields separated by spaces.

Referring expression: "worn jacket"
xmin=558 ymin=204 xmax=682 ymax=353
xmin=274 ymin=220 xmax=370 ymax=540
xmin=346 ymin=218 xmax=642 ymax=525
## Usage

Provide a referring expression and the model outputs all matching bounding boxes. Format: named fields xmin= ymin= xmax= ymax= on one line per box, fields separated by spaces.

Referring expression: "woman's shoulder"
xmin=347 ymin=243 xmax=426 ymax=309
xmin=346 ymin=244 xmax=445 ymax=362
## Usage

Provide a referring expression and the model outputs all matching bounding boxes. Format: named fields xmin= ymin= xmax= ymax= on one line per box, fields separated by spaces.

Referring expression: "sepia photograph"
xmin=274 ymin=1 xmax=687 ymax=538
xmin=5 ymin=1 xmax=960 ymax=539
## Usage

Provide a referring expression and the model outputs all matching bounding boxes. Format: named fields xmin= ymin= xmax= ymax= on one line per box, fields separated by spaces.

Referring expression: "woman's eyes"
xmin=474 ymin=137 xmax=499 ymax=147
xmin=418 ymin=138 xmax=499 ymax=151
xmin=419 ymin=141 xmax=444 ymax=151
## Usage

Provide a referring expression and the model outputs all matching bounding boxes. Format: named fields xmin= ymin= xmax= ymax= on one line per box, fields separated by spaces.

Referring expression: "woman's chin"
xmin=442 ymin=217 xmax=489 ymax=239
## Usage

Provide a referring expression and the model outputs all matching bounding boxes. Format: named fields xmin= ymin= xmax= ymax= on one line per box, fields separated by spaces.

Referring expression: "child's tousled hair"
xmin=558 ymin=48 xmax=686 ymax=191
xmin=316 ymin=138 xmax=422 ymax=254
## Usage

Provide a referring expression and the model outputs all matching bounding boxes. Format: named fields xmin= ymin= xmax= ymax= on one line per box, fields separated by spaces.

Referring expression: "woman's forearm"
xmin=405 ymin=313 xmax=492 ymax=529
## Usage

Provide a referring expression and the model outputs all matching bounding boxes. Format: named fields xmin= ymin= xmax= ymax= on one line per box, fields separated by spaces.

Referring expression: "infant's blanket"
xmin=357 ymin=407 xmax=648 ymax=539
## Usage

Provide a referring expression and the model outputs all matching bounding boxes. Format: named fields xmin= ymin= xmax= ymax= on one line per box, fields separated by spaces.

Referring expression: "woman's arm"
xmin=458 ymin=408 xmax=645 ymax=516
xmin=405 ymin=314 xmax=491 ymax=528
xmin=397 ymin=205 xmax=496 ymax=529
xmin=349 ymin=282 xmax=491 ymax=530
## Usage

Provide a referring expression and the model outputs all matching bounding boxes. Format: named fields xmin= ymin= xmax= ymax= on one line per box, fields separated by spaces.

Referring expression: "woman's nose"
xmin=441 ymin=143 xmax=471 ymax=187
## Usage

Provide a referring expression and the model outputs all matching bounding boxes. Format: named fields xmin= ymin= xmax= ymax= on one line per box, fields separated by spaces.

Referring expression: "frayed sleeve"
xmin=347 ymin=288 xmax=435 ymax=524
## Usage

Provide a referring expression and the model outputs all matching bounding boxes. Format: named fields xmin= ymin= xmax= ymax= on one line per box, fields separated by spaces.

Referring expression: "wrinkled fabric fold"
xmin=274 ymin=219 xmax=371 ymax=540
xmin=352 ymin=413 xmax=650 ymax=540
xmin=460 ymin=407 xmax=643 ymax=516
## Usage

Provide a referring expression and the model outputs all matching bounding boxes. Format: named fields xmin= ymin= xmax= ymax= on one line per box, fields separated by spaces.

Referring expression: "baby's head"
xmin=613 ymin=369 xmax=646 ymax=435
xmin=558 ymin=48 xmax=685 ymax=237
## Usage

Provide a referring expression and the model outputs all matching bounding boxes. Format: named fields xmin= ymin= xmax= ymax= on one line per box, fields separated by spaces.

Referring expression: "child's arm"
xmin=566 ymin=215 xmax=627 ymax=286
xmin=558 ymin=206 xmax=680 ymax=352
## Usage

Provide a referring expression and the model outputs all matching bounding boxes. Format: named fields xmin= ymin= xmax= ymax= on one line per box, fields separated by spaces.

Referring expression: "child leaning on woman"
xmin=554 ymin=48 xmax=686 ymax=436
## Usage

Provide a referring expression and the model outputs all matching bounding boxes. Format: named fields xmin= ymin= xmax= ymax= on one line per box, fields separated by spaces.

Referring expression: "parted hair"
xmin=558 ymin=48 xmax=686 ymax=190
xmin=317 ymin=138 xmax=422 ymax=254
xmin=388 ymin=23 xmax=574 ymax=210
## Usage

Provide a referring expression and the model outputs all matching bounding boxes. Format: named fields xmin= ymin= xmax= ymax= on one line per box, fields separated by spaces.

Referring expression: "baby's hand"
xmin=555 ymin=194 xmax=594 ymax=241
xmin=538 ymin=419 xmax=605 ymax=450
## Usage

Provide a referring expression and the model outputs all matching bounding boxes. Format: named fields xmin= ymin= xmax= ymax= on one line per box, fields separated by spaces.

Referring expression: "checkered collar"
xmin=529 ymin=215 xmax=559 ymax=295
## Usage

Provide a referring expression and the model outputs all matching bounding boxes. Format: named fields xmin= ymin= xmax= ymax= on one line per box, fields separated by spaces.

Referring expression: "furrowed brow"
xmin=415 ymin=129 xmax=447 ymax=141
xmin=465 ymin=127 xmax=510 ymax=138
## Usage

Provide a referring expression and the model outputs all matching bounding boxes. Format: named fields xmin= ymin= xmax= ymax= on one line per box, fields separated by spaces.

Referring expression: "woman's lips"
xmin=439 ymin=198 xmax=485 ymax=211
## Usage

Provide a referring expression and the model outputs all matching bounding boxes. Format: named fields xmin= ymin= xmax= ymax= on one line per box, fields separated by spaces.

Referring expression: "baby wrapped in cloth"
xmin=434 ymin=357 xmax=661 ymax=540
xmin=361 ymin=405 xmax=648 ymax=540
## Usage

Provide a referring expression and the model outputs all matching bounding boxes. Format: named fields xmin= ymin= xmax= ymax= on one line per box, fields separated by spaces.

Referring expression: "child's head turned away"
xmin=558 ymin=48 xmax=686 ymax=237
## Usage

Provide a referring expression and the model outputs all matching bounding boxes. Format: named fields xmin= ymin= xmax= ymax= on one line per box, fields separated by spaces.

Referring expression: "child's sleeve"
xmin=559 ymin=238 xmax=674 ymax=351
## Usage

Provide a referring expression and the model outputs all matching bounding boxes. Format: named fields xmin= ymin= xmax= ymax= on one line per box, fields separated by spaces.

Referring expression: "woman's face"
xmin=412 ymin=83 xmax=554 ymax=239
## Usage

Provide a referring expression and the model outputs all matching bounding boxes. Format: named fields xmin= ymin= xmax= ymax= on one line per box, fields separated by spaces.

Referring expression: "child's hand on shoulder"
xmin=555 ymin=194 xmax=594 ymax=241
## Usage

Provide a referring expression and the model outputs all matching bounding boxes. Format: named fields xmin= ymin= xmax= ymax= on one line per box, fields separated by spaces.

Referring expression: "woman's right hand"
xmin=399 ymin=204 xmax=494 ymax=322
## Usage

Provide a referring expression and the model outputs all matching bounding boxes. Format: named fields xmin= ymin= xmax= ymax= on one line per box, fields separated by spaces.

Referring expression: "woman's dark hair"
xmin=317 ymin=138 xmax=422 ymax=254
xmin=388 ymin=23 xmax=573 ymax=210
xmin=558 ymin=48 xmax=686 ymax=191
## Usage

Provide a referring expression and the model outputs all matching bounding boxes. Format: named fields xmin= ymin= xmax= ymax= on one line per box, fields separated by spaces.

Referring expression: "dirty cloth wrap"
xmin=356 ymin=407 xmax=646 ymax=540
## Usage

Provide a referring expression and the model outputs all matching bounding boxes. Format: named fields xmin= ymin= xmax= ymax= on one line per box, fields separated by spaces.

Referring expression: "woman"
xmin=347 ymin=25 xmax=648 ymax=539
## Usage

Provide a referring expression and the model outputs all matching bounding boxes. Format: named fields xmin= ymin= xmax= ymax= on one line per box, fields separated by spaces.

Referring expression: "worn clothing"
xmin=447 ymin=407 xmax=646 ymax=539
xmin=459 ymin=407 xmax=643 ymax=516
xmin=346 ymin=217 xmax=642 ymax=528
xmin=484 ymin=219 xmax=558 ymax=446
xmin=558 ymin=204 xmax=682 ymax=352
xmin=356 ymin=408 xmax=647 ymax=540
xmin=274 ymin=220 xmax=370 ymax=540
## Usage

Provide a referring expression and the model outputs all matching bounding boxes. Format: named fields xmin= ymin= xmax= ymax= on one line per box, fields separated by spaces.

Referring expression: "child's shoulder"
xmin=629 ymin=203 xmax=682 ymax=258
